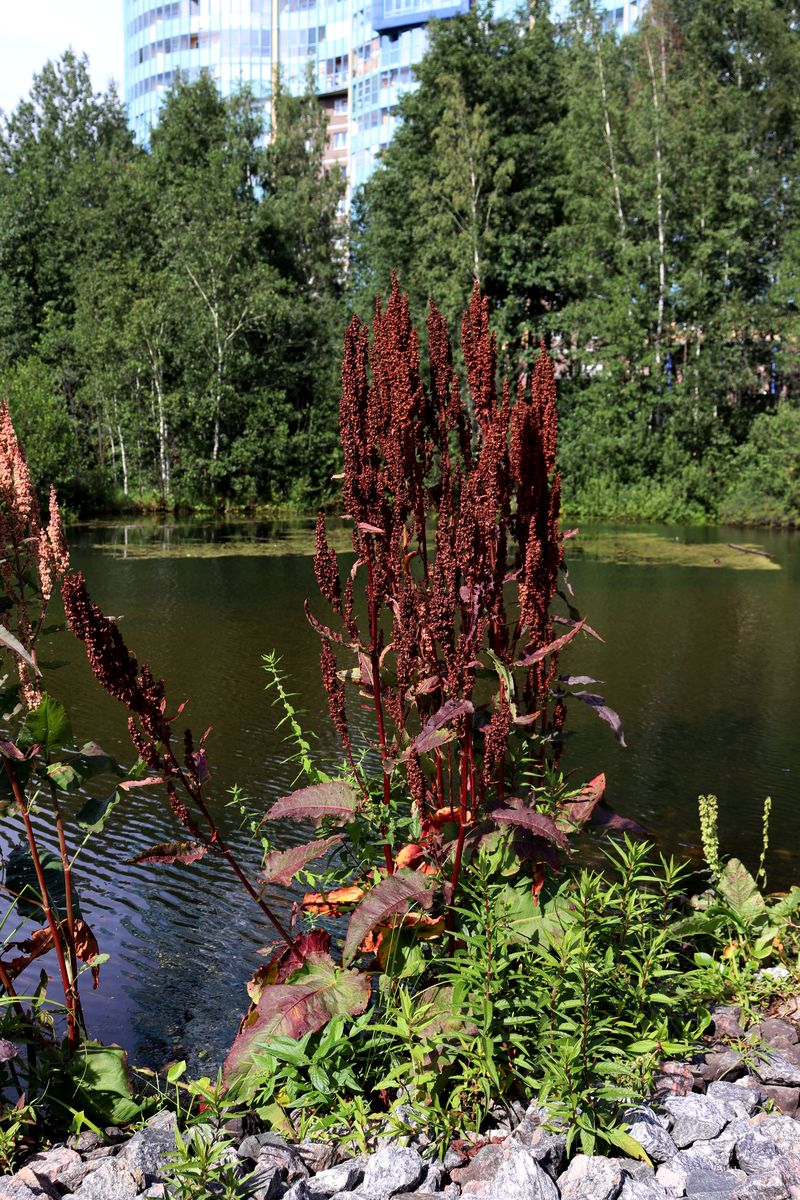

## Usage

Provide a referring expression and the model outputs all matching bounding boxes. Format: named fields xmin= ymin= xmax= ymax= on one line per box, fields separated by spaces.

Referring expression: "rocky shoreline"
xmin=5 ymin=1005 xmax=800 ymax=1200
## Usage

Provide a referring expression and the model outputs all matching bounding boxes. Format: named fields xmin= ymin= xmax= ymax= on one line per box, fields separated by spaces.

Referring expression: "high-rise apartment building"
xmin=124 ymin=0 xmax=641 ymax=194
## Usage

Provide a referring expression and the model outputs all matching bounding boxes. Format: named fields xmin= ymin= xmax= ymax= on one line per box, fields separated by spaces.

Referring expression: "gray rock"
xmin=752 ymin=1046 xmax=800 ymax=1088
xmin=7 ymin=1170 xmax=57 ymax=1200
xmin=460 ymin=1145 xmax=558 ymax=1200
xmin=663 ymin=1096 xmax=730 ymax=1149
xmin=697 ymin=1051 xmax=746 ymax=1084
xmin=751 ymin=1113 xmax=800 ymax=1153
xmin=15 ymin=1146 xmax=80 ymax=1187
xmin=522 ymin=1128 xmax=566 ymax=1179
xmin=68 ymin=1132 xmax=105 ymax=1153
xmin=359 ymin=1146 xmax=425 ymax=1198
xmin=707 ymin=1081 xmax=763 ymax=1117
xmin=735 ymin=1168 xmax=795 ymax=1200
xmin=441 ymin=1188 xmax=461 ymax=1200
xmin=734 ymin=1129 xmax=782 ymax=1175
xmin=299 ymin=1142 xmax=340 ymax=1174
xmin=755 ymin=1018 xmax=799 ymax=1046
xmin=618 ymin=1179 xmax=671 ymax=1200
xmin=59 ymin=1158 xmax=108 ymax=1192
xmin=443 ymin=1149 xmax=466 ymax=1172
xmin=557 ymin=1154 xmax=625 ymax=1200
xmin=0 ymin=1181 xmax=47 ymax=1200
xmin=627 ymin=1114 xmax=678 ymax=1164
xmin=145 ymin=1109 xmax=178 ymax=1132
xmin=256 ymin=1140 xmax=310 ymax=1184
xmin=655 ymin=1162 xmax=691 ymax=1197
xmin=307 ymin=1160 xmax=364 ymax=1196
xmin=284 ymin=1184 xmax=314 ymax=1200
xmin=71 ymin=1160 xmax=139 ymax=1200
xmin=420 ymin=1161 xmax=447 ymax=1192
xmin=141 ymin=1188 xmax=166 ymax=1200
xmin=684 ymin=1168 xmax=743 ymax=1199
xmin=711 ymin=1007 xmax=745 ymax=1041
xmin=249 ymin=1159 xmax=285 ymax=1200
xmin=115 ymin=1126 xmax=177 ymax=1187
xmin=658 ymin=1139 xmax=734 ymax=1191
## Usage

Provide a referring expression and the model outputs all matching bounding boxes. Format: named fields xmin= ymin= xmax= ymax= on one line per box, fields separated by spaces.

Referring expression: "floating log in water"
xmin=727 ymin=543 xmax=778 ymax=561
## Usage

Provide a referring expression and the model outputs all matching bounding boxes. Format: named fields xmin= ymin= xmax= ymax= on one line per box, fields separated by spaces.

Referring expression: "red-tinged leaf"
xmin=223 ymin=950 xmax=371 ymax=1087
xmin=0 ymin=739 xmax=27 ymax=760
xmin=0 ymin=1039 xmax=17 ymax=1063
xmin=304 ymin=599 xmax=347 ymax=646
xmin=358 ymin=651 xmax=374 ymax=692
xmin=514 ymin=830 xmax=561 ymax=872
xmin=260 ymin=836 xmax=342 ymax=887
xmin=248 ymin=930 xmax=332 ymax=1002
xmin=591 ymin=807 xmax=648 ymax=835
xmin=118 ymin=776 xmax=166 ymax=791
xmin=413 ymin=676 xmax=443 ymax=697
xmin=489 ymin=806 xmax=569 ymax=848
xmin=130 ymin=840 xmax=209 ymax=865
xmin=3 ymin=918 xmax=102 ymax=986
xmin=265 ymin=781 xmax=359 ymax=825
xmin=558 ymin=773 xmax=606 ymax=829
xmin=572 ymin=692 xmax=627 ymax=746
xmin=563 ymin=528 xmax=580 ymax=540
xmin=394 ymin=698 xmax=474 ymax=763
xmin=512 ymin=709 xmax=542 ymax=727
xmin=357 ymin=522 xmax=385 ymax=535
xmin=516 ymin=618 xmax=586 ymax=667
xmin=190 ymin=750 xmax=210 ymax=785
xmin=553 ymin=614 xmax=604 ymax=643
xmin=342 ymin=869 xmax=434 ymax=966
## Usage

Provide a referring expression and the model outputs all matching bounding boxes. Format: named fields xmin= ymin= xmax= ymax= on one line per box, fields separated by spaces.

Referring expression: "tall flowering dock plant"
xmin=0 ymin=402 xmax=92 ymax=1052
xmin=308 ymin=279 xmax=574 ymax=880
xmin=223 ymin=281 xmax=623 ymax=1088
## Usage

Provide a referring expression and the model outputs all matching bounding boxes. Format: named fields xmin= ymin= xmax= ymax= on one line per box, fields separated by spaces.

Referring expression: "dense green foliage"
xmin=353 ymin=0 xmax=800 ymax=525
xmin=0 ymin=55 xmax=343 ymax=511
xmin=2 ymin=0 xmax=800 ymax=520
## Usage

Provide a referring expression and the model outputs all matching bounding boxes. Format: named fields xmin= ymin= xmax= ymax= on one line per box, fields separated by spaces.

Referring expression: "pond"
xmin=7 ymin=519 xmax=800 ymax=1071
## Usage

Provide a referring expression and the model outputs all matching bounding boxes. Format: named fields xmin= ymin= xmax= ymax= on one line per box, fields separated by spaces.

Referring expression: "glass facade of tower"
xmin=124 ymin=0 xmax=643 ymax=196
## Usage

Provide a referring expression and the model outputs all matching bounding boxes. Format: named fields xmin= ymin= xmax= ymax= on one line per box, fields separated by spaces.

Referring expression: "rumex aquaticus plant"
xmin=0 ymin=400 xmax=87 ymax=1050
xmin=221 ymin=279 xmax=626 ymax=1089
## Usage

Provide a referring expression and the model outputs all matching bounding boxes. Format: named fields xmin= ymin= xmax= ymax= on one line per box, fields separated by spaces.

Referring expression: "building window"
xmin=332 ymin=130 xmax=347 ymax=148
xmin=333 ymin=95 xmax=348 ymax=113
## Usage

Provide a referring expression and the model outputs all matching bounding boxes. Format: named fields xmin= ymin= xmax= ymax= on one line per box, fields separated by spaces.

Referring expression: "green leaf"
xmin=770 ymin=887 xmax=800 ymax=923
xmin=47 ymin=762 xmax=81 ymax=790
xmin=605 ymin=1127 xmax=652 ymax=1164
xmin=64 ymin=1042 xmax=143 ymax=1126
xmin=166 ymin=1060 xmax=187 ymax=1084
xmin=21 ymin=694 xmax=73 ymax=754
xmin=718 ymin=858 xmax=767 ymax=925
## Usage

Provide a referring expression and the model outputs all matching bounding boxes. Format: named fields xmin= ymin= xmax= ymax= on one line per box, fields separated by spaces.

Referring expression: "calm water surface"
xmin=7 ymin=520 xmax=800 ymax=1069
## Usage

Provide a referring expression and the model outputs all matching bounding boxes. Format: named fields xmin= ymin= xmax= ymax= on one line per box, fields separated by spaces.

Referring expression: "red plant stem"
xmin=365 ymin=555 xmax=394 ymax=875
xmin=449 ymin=723 xmax=474 ymax=899
xmin=50 ymin=787 xmax=80 ymax=1008
xmin=3 ymin=758 xmax=80 ymax=1049
xmin=0 ymin=961 xmax=27 ymax=1021
xmin=164 ymin=749 xmax=296 ymax=949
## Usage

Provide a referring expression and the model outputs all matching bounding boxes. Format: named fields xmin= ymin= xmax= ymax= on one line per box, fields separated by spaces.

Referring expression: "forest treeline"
xmin=1 ymin=0 xmax=799 ymax=523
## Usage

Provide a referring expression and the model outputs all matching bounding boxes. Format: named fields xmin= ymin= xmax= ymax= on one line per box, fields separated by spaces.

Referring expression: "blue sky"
xmin=0 ymin=1 xmax=124 ymax=117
